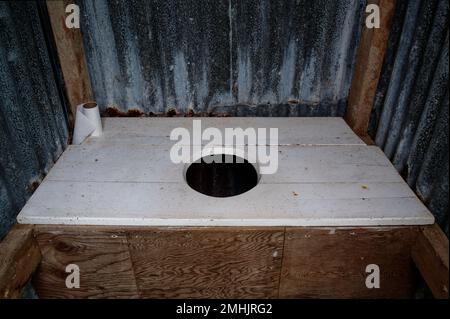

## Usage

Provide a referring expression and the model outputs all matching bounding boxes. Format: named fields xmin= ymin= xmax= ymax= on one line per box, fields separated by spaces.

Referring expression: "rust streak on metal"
xmin=102 ymin=107 xmax=231 ymax=118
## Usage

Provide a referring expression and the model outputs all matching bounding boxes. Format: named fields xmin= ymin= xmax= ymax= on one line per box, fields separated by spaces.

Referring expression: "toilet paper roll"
xmin=73 ymin=102 xmax=103 ymax=145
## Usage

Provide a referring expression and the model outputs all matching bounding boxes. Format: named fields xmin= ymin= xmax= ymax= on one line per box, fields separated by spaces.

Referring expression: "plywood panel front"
xmin=31 ymin=225 xmax=420 ymax=299
xmin=33 ymin=227 xmax=139 ymax=298
xmin=279 ymin=227 xmax=419 ymax=299
xmin=127 ymin=227 xmax=284 ymax=298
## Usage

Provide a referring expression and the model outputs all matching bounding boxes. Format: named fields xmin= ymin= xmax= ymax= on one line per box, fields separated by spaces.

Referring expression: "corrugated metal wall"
xmin=369 ymin=0 xmax=449 ymax=235
xmin=0 ymin=1 xmax=68 ymax=239
xmin=78 ymin=0 xmax=366 ymax=116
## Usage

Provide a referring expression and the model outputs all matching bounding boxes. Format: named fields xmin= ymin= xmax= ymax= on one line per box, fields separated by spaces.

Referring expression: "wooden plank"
xmin=46 ymin=0 xmax=93 ymax=120
xmin=33 ymin=226 xmax=139 ymax=298
xmin=279 ymin=227 xmax=419 ymax=298
xmin=345 ymin=0 xmax=397 ymax=136
xmin=127 ymin=227 xmax=284 ymax=298
xmin=91 ymin=117 xmax=365 ymax=146
xmin=0 ymin=224 xmax=41 ymax=299
xmin=412 ymin=224 xmax=449 ymax=299
xmin=44 ymin=145 xmax=403 ymax=184
xmin=18 ymin=180 xmax=433 ymax=227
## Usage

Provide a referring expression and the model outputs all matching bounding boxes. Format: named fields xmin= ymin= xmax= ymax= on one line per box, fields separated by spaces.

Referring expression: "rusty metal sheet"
xmin=78 ymin=0 xmax=366 ymax=116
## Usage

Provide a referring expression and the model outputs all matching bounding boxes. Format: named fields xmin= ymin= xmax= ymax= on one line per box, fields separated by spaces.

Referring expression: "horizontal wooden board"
xmin=45 ymin=145 xmax=402 ymax=184
xmin=33 ymin=227 xmax=139 ymax=298
xmin=91 ymin=117 xmax=365 ymax=146
xmin=127 ymin=227 xmax=284 ymax=298
xmin=17 ymin=181 xmax=432 ymax=226
xmin=279 ymin=227 xmax=419 ymax=298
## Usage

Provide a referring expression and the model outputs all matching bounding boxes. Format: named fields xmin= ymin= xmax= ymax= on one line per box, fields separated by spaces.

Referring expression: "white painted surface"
xmin=17 ymin=118 xmax=435 ymax=226
xmin=89 ymin=117 xmax=365 ymax=146
xmin=45 ymin=145 xmax=403 ymax=184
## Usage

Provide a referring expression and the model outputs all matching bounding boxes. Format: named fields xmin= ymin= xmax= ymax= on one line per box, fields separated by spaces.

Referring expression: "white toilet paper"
xmin=72 ymin=102 xmax=103 ymax=145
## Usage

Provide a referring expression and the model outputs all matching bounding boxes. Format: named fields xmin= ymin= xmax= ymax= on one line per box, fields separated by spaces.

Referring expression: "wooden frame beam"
xmin=412 ymin=224 xmax=449 ymax=299
xmin=345 ymin=0 xmax=397 ymax=137
xmin=46 ymin=0 xmax=93 ymax=124
xmin=0 ymin=225 xmax=41 ymax=299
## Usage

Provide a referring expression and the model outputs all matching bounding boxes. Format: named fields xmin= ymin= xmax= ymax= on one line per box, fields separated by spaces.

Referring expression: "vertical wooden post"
xmin=46 ymin=0 xmax=93 ymax=124
xmin=412 ymin=224 xmax=449 ymax=299
xmin=345 ymin=0 xmax=396 ymax=138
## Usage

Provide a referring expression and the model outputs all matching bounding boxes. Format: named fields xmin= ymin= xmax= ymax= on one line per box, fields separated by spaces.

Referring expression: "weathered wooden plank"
xmin=279 ymin=227 xmax=419 ymax=299
xmin=46 ymin=0 xmax=93 ymax=120
xmin=0 ymin=224 xmax=41 ymax=299
xmin=127 ymin=227 xmax=284 ymax=298
xmin=17 ymin=180 xmax=432 ymax=227
xmin=44 ymin=144 xmax=403 ymax=184
xmin=345 ymin=0 xmax=397 ymax=136
xmin=412 ymin=224 xmax=449 ymax=299
xmin=33 ymin=226 xmax=139 ymax=298
xmin=89 ymin=117 xmax=365 ymax=146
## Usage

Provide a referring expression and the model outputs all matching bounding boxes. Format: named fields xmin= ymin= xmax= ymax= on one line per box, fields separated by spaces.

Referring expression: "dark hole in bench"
xmin=186 ymin=154 xmax=259 ymax=197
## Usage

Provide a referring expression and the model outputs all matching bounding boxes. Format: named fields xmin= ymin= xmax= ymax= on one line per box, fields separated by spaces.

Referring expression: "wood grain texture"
xmin=31 ymin=225 xmax=422 ymax=299
xmin=46 ymin=0 xmax=93 ymax=121
xmin=345 ymin=0 xmax=397 ymax=136
xmin=279 ymin=227 xmax=419 ymax=299
xmin=33 ymin=226 xmax=139 ymax=298
xmin=412 ymin=224 xmax=449 ymax=299
xmin=0 ymin=224 xmax=41 ymax=299
xmin=127 ymin=227 xmax=285 ymax=298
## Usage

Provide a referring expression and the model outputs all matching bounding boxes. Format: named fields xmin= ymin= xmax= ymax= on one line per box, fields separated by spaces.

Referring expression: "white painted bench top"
xmin=17 ymin=118 xmax=434 ymax=227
